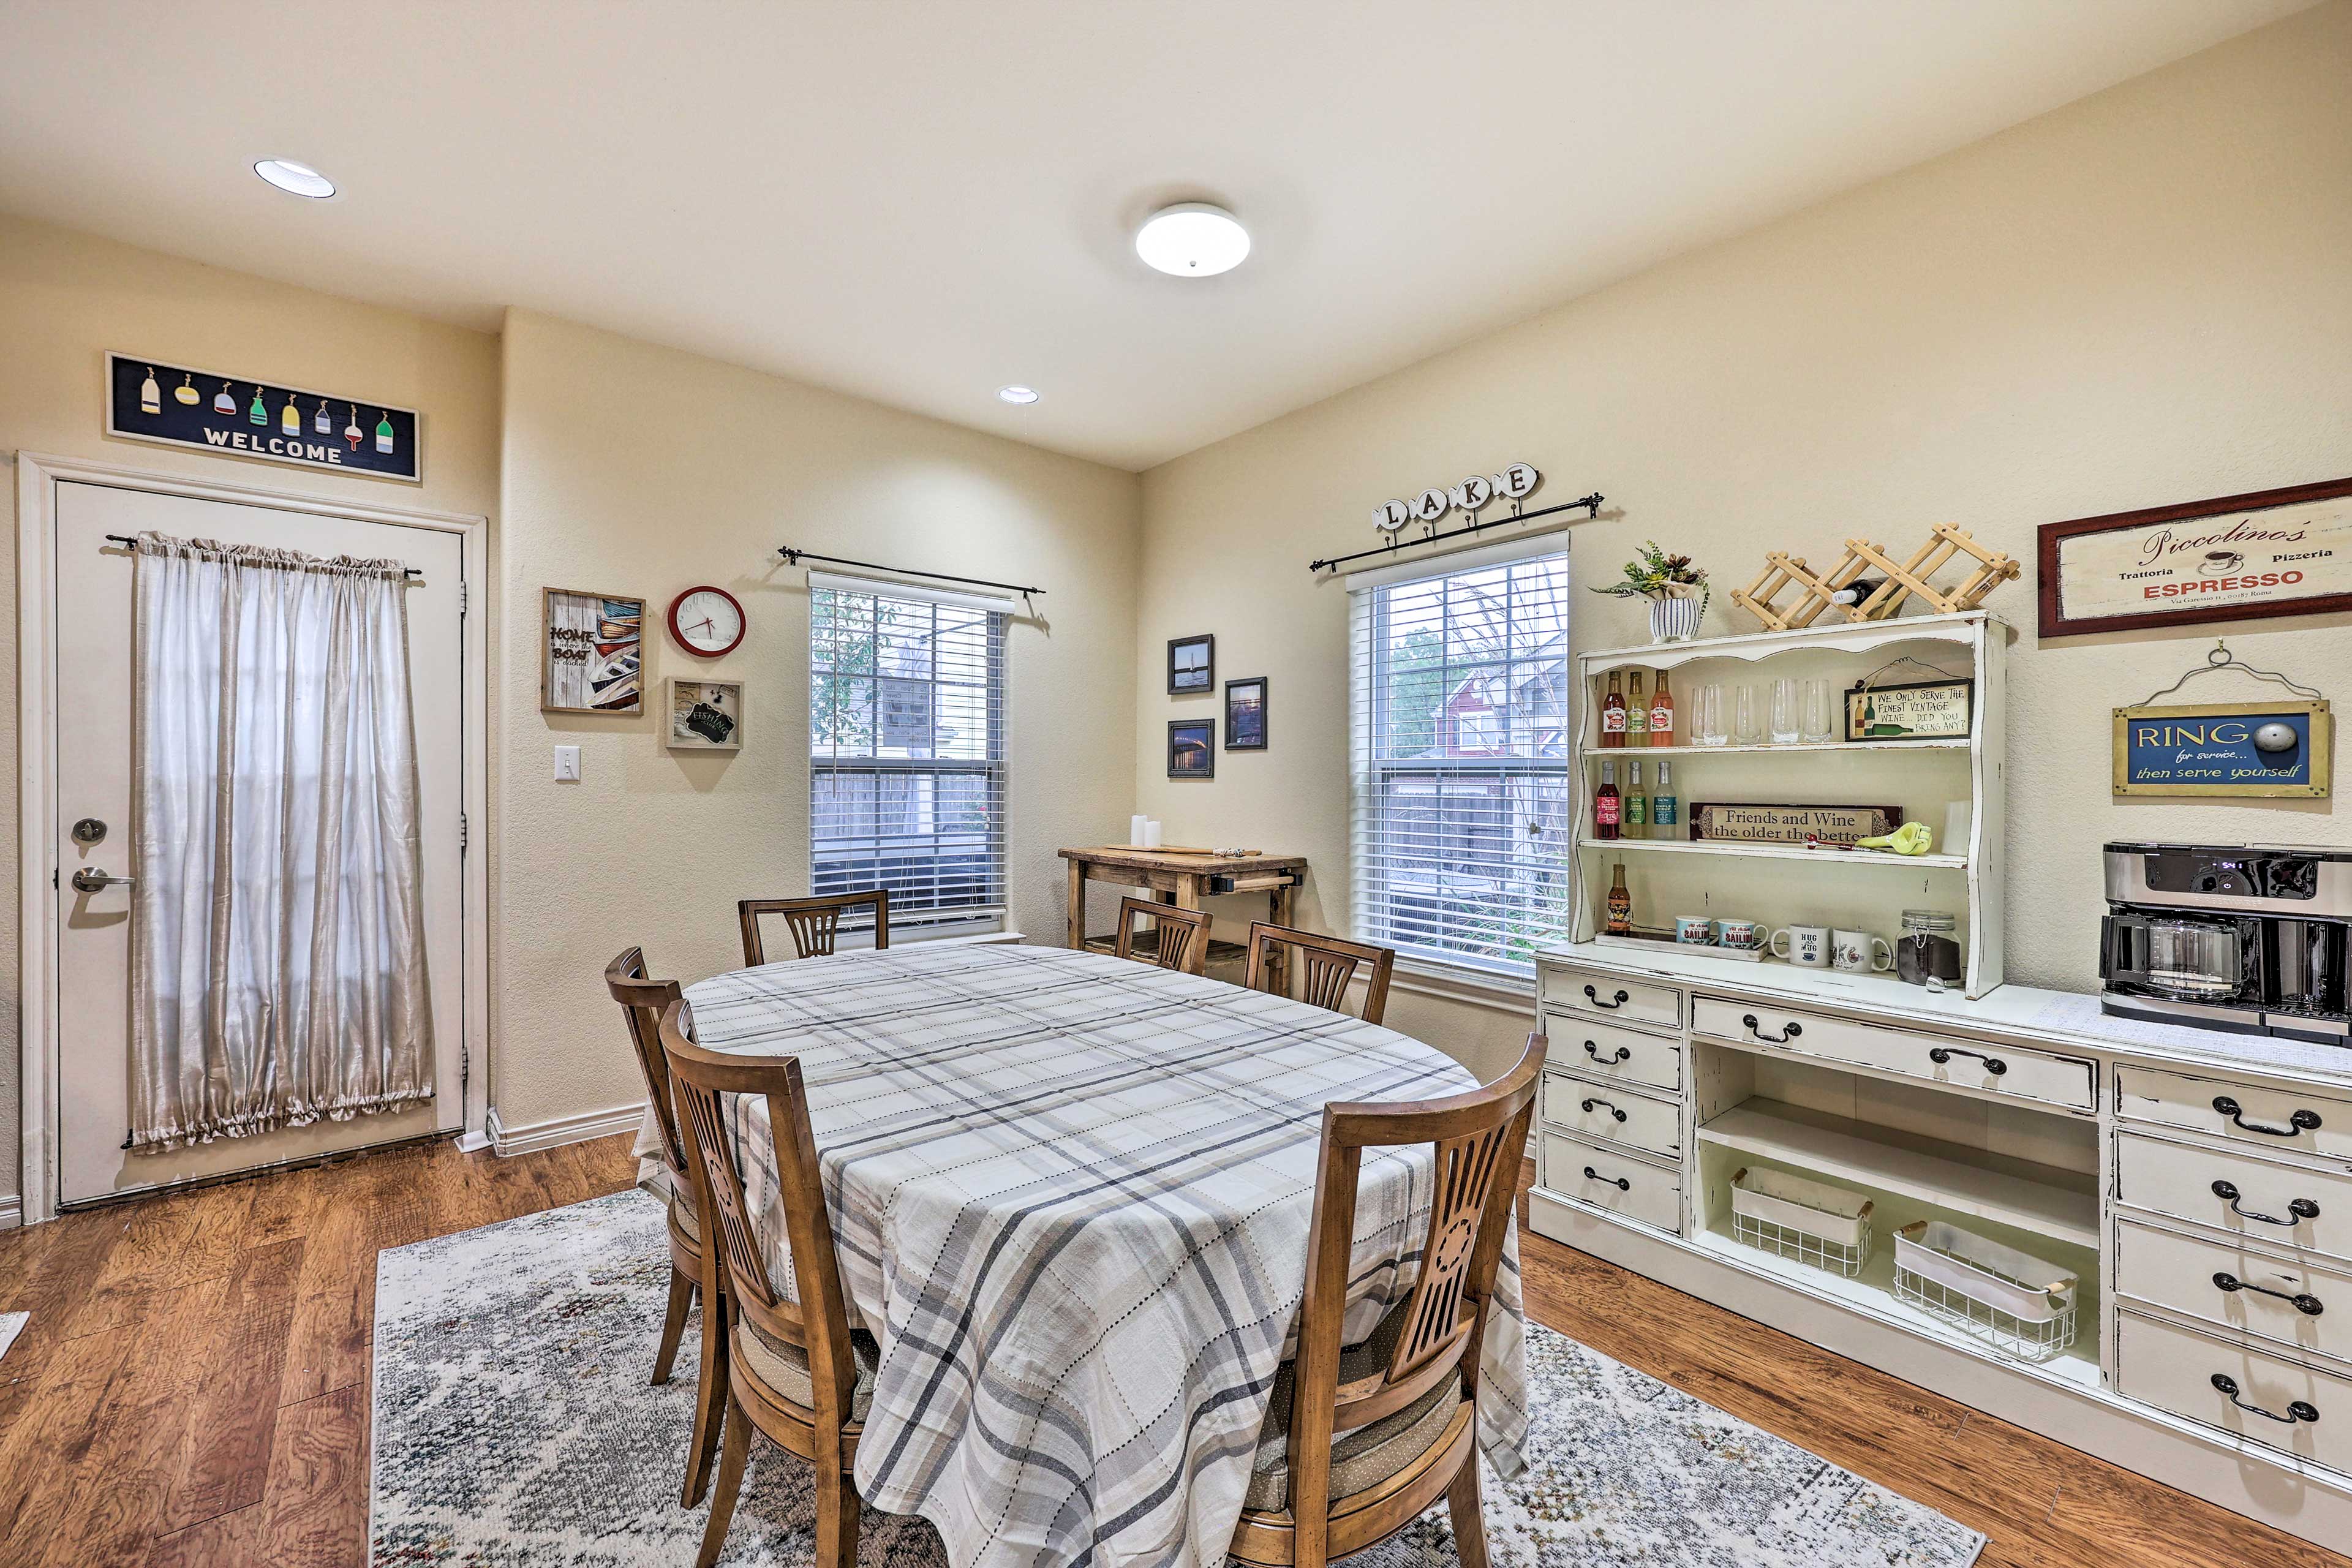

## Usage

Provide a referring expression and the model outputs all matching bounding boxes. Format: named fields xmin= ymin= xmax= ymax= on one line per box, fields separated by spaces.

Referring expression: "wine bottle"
xmin=1594 ymin=759 xmax=1621 ymax=841
xmin=248 ymin=386 xmax=269 ymax=426
xmin=139 ymin=367 xmax=161 ymax=415
xmin=1649 ymin=669 xmax=1675 ymax=745
xmin=1832 ymin=576 xmax=1887 ymax=609
xmin=1626 ymin=671 xmax=1649 ymax=746
xmin=375 ymin=412 xmax=395 ymax=454
xmin=1604 ymin=863 xmax=1632 ymax=936
xmin=1600 ymin=671 xmax=1626 ymax=748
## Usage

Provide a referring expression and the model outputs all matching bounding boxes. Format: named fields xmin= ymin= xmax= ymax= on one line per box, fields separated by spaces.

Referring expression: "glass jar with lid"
xmin=1896 ymin=908 xmax=1963 ymax=987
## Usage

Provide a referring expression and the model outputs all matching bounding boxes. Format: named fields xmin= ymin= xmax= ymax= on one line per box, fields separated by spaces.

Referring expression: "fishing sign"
xmin=106 ymin=352 xmax=421 ymax=483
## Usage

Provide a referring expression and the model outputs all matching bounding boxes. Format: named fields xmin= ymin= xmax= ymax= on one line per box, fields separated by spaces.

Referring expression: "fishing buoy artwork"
xmin=108 ymin=353 xmax=420 ymax=483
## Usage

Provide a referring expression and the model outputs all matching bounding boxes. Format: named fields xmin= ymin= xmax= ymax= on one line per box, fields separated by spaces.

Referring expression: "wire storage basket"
xmin=1730 ymin=1166 xmax=1875 ymax=1277
xmin=1893 ymin=1219 xmax=2078 ymax=1362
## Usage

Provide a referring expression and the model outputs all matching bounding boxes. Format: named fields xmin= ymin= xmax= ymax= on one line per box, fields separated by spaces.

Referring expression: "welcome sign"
xmin=105 ymin=352 xmax=421 ymax=483
xmin=2040 ymin=478 xmax=2352 ymax=637
xmin=2112 ymin=700 xmax=2332 ymax=798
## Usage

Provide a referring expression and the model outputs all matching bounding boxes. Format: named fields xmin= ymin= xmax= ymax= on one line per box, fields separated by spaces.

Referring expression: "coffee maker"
xmin=2100 ymin=842 xmax=2351 ymax=1044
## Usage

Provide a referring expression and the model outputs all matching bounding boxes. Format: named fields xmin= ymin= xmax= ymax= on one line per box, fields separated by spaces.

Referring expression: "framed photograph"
xmin=666 ymin=678 xmax=745 ymax=751
xmin=542 ymin=588 xmax=644 ymax=714
xmin=1167 ymin=633 xmax=1215 ymax=696
xmin=1167 ymin=718 xmax=1216 ymax=778
xmin=2037 ymin=475 xmax=2352 ymax=639
xmin=1843 ymin=678 xmax=1973 ymax=742
xmin=1224 ymin=677 xmax=1267 ymax=750
xmin=2112 ymin=699 xmax=2331 ymax=799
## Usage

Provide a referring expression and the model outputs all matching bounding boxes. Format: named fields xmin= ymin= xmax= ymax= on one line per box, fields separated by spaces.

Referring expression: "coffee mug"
xmin=1771 ymin=924 xmax=1830 ymax=967
xmin=1716 ymin=918 xmax=1763 ymax=951
xmin=1674 ymin=915 xmax=1714 ymax=944
xmin=1833 ymin=929 xmax=1894 ymax=973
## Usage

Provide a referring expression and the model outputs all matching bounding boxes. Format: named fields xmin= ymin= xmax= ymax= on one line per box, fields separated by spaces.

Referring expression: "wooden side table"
xmin=1057 ymin=846 xmax=1307 ymax=982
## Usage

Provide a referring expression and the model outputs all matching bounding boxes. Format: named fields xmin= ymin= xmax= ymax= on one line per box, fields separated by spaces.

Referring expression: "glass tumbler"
xmin=1769 ymin=677 xmax=1801 ymax=744
xmin=1694 ymin=683 xmax=1727 ymax=746
xmin=1733 ymin=685 xmax=1763 ymax=745
xmin=1801 ymin=679 xmax=1834 ymax=742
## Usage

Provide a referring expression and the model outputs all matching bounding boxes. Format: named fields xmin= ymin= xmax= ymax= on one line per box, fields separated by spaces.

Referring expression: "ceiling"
xmin=0 ymin=1 xmax=2311 ymax=471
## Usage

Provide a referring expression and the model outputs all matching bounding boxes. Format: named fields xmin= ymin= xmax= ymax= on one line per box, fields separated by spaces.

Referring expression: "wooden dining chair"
xmin=603 ymin=947 xmax=728 ymax=1507
xmin=1230 ymin=1033 xmax=1545 ymax=1568
xmin=739 ymin=890 xmax=891 ymax=967
xmin=1112 ymin=896 xmax=1212 ymax=976
xmin=660 ymin=999 xmax=874 ymax=1568
xmin=1243 ymin=923 xmax=1396 ymax=1026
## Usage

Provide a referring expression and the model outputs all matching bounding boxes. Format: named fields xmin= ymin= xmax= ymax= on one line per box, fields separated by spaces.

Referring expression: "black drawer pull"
xmin=1585 ymin=984 xmax=1630 ymax=1011
xmin=2210 ymin=1374 xmax=2320 ymax=1427
xmin=2214 ymin=1272 xmax=2324 ymax=1316
xmin=1582 ymin=1166 xmax=1630 ymax=1191
xmin=2212 ymin=1096 xmax=2321 ymax=1138
xmin=1741 ymin=1013 xmax=1801 ymax=1044
xmin=2211 ymin=1180 xmax=2320 ymax=1227
xmin=1580 ymin=1095 xmax=1628 ymax=1123
xmin=1928 ymin=1045 xmax=2007 ymax=1076
xmin=1583 ymin=1039 xmax=1631 ymax=1066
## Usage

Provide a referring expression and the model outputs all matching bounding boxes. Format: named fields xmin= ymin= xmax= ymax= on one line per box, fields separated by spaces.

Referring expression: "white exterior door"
xmin=51 ymin=479 xmax=467 ymax=1205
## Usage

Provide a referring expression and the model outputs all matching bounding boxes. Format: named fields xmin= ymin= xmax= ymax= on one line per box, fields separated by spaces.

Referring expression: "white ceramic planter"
xmin=1648 ymin=592 xmax=1703 ymax=643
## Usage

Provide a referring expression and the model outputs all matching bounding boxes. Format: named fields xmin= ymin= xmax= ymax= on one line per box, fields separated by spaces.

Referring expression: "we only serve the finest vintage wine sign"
xmin=2038 ymin=477 xmax=2352 ymax=637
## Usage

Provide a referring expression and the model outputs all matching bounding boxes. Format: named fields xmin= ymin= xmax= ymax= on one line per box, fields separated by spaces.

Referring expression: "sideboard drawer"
xmin=2116 ymin=1067 xmax=2352 ymax=1161
xmin=1542 ymin=1069 xmax=1682 ymax=1159
xmin=2117 ymin=1312 xmax=2349 ymax=1472
xmin=2116 ymin=1133 xmax=2352 ymax=1264
xmin=1541 ymin=1131 xmax=1683 ymax=1234
xmin=1691 ymin=997 xmax=2095 ymax=1111
xmin=1542 ymin=965 xmax=1682 ymax=1035
xmin=1540 ymin=1011 xmax=1682 ymax=1093
xmin=2116 ymin=1219 xmax=2352 ymax=1367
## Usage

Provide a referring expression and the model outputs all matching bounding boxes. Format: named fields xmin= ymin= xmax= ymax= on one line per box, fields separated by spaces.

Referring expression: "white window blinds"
xmin=1349 ymin=545 xmax=1572 ymax=979
xmin=810 ymin=579 xmax=1007 ymax=925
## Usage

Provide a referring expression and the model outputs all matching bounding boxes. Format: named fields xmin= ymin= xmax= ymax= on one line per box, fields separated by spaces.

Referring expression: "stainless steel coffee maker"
xmin=2100 ymin=842 xmax=2351 ymax=1044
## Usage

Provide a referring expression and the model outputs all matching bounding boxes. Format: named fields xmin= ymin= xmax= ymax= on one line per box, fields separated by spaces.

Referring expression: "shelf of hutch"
xmin=1697 ymin=1098 xmax=2100 ymax=1248
xmin=1577 ymin=837 xmax=1967 ymax=870
xmin=1582 ymin=738 xmax=1970 ymax=758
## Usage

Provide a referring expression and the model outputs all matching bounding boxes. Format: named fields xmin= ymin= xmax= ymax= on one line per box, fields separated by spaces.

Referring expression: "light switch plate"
xmin=554 ymin=745 xmax=581 ymax=782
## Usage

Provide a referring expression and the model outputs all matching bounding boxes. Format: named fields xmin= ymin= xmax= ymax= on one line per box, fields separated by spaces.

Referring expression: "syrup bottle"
xmin=1600 ymin=671 xmax=1626 ymax=748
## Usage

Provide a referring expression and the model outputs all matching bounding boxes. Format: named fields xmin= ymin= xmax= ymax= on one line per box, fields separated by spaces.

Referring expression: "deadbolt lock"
xmin=72 ymin=818 xmax=108 ymax=845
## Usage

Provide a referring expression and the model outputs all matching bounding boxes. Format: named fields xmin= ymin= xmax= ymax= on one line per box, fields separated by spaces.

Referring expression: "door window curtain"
xmin=128 ymin=532 xmax=434 ymax=1152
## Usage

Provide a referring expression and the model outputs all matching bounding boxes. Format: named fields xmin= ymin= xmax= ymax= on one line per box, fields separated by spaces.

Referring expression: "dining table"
xmin=644 ymin=940 xmax=1529 ymax=1568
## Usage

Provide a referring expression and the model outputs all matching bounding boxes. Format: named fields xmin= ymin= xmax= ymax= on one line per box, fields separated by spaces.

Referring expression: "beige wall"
xmin=0 ymin=211 xmax=505 ymax=1213
xmin=492 ymin=311 xmax=1140 ymax=1133
xmin=1133 ymin=3 xmax=2352 ymax=1080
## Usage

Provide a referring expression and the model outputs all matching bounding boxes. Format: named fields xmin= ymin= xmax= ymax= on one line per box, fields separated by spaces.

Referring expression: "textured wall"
xmin=1132 ymin=4 xmax=2352 ymax=1079
xmin=492 ymin=311 xmax=1141 ymax=1133
xmin=0 ymin=213 xmax=503 ymax=1214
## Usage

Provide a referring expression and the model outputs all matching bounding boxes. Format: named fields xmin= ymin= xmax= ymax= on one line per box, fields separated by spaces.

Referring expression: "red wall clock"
xmin=666 ymin=586 xmax=745 ymax=658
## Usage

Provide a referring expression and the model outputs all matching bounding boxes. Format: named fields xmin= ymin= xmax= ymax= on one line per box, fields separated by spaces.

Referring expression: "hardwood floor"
xmin=0 ymin=1134 xmax=2337 ymax=1567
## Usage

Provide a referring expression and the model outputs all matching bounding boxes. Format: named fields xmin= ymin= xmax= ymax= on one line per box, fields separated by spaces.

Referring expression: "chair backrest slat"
xmin=604 ymin=946 xmax=687 ymax=1174
xmin=1243 ymin=923 xmax=1396 ymax=1026
xmin=739 ymin=891 xmax=891 ymax=967
xmin=1113 ymin=897 xmax=1211 ymax=976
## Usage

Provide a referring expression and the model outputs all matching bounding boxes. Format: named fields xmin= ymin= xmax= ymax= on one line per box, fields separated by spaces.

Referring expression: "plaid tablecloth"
xmin=647 ymin=942 xmax=1527 ymax=1568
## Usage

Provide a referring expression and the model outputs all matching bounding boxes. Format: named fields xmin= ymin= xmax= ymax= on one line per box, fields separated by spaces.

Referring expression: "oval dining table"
xmin=657 ymin=940 xmax=1529 ymax=1568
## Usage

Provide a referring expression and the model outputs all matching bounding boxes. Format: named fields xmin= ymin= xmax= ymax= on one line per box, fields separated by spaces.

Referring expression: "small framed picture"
xmin=543 ymin=588 xmax=644 ymax=714
xmin=666 ymin=678 xmax=744 ymax=750
xmin=1224 ymin=677 xmax=1267 ymax=750
xmin=1167 ymin=718 xmax=1215 ymax=778
xmin=1167 ymin=633 xmax=1215 ymax=695
xmin=1843 ymin=678 xmax=1973 ymax=742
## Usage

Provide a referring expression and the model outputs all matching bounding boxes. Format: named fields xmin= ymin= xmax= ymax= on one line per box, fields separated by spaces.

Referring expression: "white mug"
xmin=1770 ymin=924 xmax=1831 ymax=968
xmin=1833 ymin=929 xmax=1894 ymax=973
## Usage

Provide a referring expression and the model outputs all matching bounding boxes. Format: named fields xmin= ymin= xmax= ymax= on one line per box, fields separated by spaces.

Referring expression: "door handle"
xmin=69 ymin=868 xmax=135 ymax=892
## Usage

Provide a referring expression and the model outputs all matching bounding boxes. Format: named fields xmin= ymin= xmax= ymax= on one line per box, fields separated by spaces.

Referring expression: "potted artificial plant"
xmin=1591 ymin=541 xmax=1709 ymax=643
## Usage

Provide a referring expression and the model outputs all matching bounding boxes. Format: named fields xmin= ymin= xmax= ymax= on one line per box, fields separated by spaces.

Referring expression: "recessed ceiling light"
xmin=1134 ymin=203 xmax=1250 ymax=277
xmin=997 ymin=385 xmax=1039 ymax=405
xmin=254 ymin=159 xmax=336 ymax=199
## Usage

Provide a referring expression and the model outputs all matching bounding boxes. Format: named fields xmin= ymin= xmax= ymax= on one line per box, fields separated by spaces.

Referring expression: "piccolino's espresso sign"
xmin=2038 ymin=477 xmax=2352 ymax=637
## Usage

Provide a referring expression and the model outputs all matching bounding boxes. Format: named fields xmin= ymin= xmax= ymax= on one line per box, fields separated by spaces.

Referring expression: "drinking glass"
xmin=1801 ymin=679 xmax=1834 ymax=742
xmin=1733 ymin=684 xmax=1763 ymax=745
xmin=1769 ymin=677 xmax=1801 ymax=744
xmin=1694 ymin=682 xmax=1728 ymax=746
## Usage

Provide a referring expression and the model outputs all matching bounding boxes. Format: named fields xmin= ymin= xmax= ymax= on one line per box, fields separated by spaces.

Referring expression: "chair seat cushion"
xmin=1245 ymin=1300 xmax=1466 ymax=1512
xmin=733 ymin=1318 xmax=880 ymax=1422
xmin=639 ymin=1162 xmax=703 ymax=1243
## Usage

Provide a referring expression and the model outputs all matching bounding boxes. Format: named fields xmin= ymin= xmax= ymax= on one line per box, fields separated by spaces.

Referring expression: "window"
xmin=1350 ymin=545 xmax=1570 ymax=979
xmin=810 ymin=578 xmax=1006 ymax=928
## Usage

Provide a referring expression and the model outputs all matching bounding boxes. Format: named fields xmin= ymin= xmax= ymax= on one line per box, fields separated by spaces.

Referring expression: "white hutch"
xmin=1531 ymin=610 xmax=2352 ymax=1551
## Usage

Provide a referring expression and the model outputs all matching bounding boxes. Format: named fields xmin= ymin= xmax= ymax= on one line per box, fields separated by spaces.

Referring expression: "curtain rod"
xmin=1310 ymin=492 xmax=1604 ymax=576
xmin=105 ymin=533 xmax=421 ymax=576
xmin=778 ymin=546 xmax=1045 ymax=601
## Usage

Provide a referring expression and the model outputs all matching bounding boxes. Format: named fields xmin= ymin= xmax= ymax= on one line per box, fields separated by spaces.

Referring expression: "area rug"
xmin=372 ymin=1191 xmax=1985 ymax=1567
xmin=0 ymin=1311 xmax=24 ymax=1366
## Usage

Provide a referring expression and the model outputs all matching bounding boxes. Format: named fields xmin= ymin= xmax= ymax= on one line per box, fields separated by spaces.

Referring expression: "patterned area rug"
xmin=372 ymin=1191 xmax=1984 ymax=1567
xmin=0 ymin=1311 xmax=24 ymax=1366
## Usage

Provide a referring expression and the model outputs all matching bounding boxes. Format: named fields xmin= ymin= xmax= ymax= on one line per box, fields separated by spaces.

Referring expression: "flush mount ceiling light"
xmin=254 ymin=158 xmax=336 ymax=198
xmin=1134 ymin=203 xmax=1250 ymax=277
xmin=997 ymin=385 xmax=1040 ymax=404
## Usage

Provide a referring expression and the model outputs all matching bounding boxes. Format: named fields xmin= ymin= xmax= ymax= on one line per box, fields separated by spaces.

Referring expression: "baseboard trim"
xmin=485 ymin=1103 xmax=644 ymax=1158
xmin=0 ymin=1195 xmax=20 ymax=1230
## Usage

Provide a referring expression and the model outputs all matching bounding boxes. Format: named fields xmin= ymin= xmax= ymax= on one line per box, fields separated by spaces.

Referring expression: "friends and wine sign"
xmin=105 ymin=352 xmax=421 ymax=483
xmin=2038 ymin=477 xmax=2352 ymax=638
xmin=2112 ymin=700 xmax=2332 ymax=798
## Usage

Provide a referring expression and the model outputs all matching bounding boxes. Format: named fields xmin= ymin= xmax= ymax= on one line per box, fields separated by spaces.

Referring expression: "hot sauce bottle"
xmin=1605 ymin=863 xmax=1632 ymax=935
xmin=1594 ymin=759 xmax=1621 ymax=840
xmin=1600 ymin=671 xmax=1626 ymax=748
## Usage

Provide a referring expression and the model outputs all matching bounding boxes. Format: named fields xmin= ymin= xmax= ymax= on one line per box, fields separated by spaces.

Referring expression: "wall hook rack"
xmin=1309 ymin=492 xmax=1604 ymax=576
